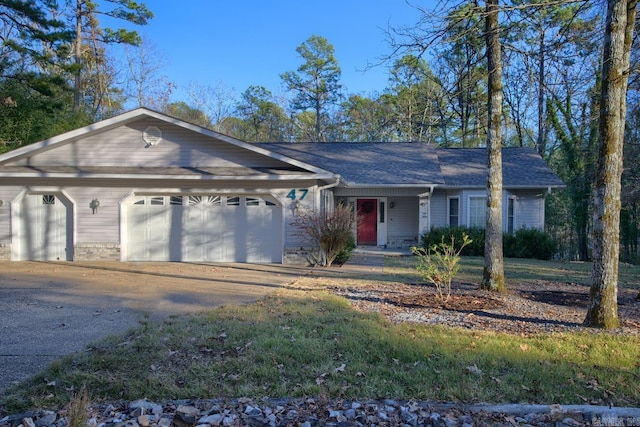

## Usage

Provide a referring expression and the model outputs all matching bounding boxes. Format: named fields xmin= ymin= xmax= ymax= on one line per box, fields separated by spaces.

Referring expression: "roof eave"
xmin=506 ymin=184 xmax=566 ymax=190
xmin=0 ymin=172 xmax=336 ymax=181
xmin=341 ymin=183 xmax=441 ymax=188
xmin=437 ymin=184 xmax=566 ymax=190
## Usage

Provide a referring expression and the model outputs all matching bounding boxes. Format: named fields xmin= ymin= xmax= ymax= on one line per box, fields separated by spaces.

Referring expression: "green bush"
xmin=412 ymin=233 xmax=472 ymax=302
xmin=334 ymin=234 xmax=356 ymax=265
xmin=504 ymin=227 xmax=558 ymax=260
xmin=420 ymin=227 xmax=558 ymax=260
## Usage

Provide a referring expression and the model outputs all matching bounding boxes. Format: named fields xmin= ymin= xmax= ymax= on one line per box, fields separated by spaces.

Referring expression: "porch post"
xmin=418 ymin=195 xmax=430 ymax=237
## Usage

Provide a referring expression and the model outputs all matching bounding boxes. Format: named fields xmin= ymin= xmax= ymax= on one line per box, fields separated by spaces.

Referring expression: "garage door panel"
xmin=183 ymin=206 xmax=204 ymax=261
xmin=17 ymin=194 xmax=68 ymax=261
xmin=203 ymin=207 xmax=225 ymax=261
xmin=147 ymin=245 xmax=169 ymax=261
xmin=168 ymin=206 xmax=186 ymax=260
xmin=223 ymin=204 xmax=242 ymax=262
xmin=126 ymin=195 xmax=282 ymax=263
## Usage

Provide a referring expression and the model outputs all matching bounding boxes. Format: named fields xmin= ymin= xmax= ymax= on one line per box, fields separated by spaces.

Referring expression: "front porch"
xmin=332 ymin=190 xmax=429 ymax=250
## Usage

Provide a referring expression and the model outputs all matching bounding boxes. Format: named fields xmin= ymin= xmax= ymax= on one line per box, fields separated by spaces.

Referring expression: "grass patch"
xmin=2 ymin=257 xmax=639 ymax=411
xmin=385 ymin=256 xmax=640 ymax=290
xmin=2 ymin=289 xmax=639 ymax=411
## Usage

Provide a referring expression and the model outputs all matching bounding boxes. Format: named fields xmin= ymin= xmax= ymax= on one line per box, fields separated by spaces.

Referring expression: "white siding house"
xmin=0 ymin=108 xmax=564 ymax=263
xmin=266 ymin=143 xmax=564 ymax=251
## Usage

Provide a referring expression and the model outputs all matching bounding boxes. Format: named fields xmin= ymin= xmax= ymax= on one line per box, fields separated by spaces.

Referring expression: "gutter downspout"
xmin=316 ymin=175 xmax=342 ymax=213
xmin=417 ymin=185 xmax=436 ymax=198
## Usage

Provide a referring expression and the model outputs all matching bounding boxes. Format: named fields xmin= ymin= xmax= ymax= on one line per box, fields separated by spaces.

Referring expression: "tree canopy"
xmin=281 ymin=35 xmax=342 ymax=142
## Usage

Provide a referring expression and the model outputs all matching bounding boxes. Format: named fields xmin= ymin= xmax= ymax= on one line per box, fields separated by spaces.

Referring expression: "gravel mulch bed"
xmin=4 ymin=396 xmax=637 ymax=427
xmin=330 ymin=280 xmax=640 ymax=336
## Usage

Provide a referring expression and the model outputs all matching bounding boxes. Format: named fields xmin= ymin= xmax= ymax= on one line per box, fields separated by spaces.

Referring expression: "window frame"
xmin=246 ymin=197 xmax=260 ymax=207
xmin=150 ymin=196 xmax=165 ymax=206
xmin=467 ymin=195 xmax=486 ymax=228
xmin=507 ymin=196 xmax=516 ymax=234
xmin=42 ymin=194 xmax=56 ymax=205
xmin=447 ymin=196 xmax=460 ymax=227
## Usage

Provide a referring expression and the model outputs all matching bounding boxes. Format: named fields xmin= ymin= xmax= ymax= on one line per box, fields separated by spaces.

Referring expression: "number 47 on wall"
xmin=286 ymin=189 xmax=308 ymax=200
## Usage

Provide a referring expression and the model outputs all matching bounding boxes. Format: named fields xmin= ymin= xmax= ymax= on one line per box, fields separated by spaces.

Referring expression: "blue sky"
xmin=129 ymin=1 xmax=432 ymax=101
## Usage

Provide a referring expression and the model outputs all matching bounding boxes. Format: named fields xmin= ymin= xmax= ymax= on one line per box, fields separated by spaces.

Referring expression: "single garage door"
xmin=126 ymin=194 xmax=282 ymax=262
xmin=16 ymin=194 xmax=70 ymax=261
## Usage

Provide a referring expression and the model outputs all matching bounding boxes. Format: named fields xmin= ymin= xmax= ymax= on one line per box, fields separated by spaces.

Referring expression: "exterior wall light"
xmin=90 ymin=198 xmax=100 ymax=214
xmin=389 ymin=201 xmax=395 ymax=209
xmin=291 ymin=200 xmax=299 ymax=216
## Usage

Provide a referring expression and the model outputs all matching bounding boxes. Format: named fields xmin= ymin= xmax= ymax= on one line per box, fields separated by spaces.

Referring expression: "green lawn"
xmin=385 ymin=256 xmax=640 ymax=289
xmin=2 ymin=257 xmax=639 ymax=411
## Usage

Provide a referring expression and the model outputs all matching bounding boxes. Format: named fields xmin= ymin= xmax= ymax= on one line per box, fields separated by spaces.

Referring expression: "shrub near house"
xmin=421 ymin=226 xmax=558 ymax=260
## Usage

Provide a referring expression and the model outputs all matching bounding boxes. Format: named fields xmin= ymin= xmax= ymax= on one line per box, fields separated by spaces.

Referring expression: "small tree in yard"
xmin=293 ymin=203 xmax=355 ymax=267
xmin=412 ymin=234 xmax=472 ymax=302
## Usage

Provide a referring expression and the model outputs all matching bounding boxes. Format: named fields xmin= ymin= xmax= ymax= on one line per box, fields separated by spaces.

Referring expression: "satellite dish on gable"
xmin=143 ymin=126 xmax=162 ymax=146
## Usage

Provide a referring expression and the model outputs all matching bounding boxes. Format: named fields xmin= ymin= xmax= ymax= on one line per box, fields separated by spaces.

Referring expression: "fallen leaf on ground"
xmin=466 ymin=365 xmax=482 ymax=375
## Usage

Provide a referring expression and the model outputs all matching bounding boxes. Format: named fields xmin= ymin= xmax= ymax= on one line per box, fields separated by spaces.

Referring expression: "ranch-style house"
xmin=0 ymin=108 xmax=564 ymax=263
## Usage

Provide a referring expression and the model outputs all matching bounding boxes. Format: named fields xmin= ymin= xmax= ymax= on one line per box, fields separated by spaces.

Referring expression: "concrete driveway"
xmin=0 ymin=261 xmax=312 ymax=394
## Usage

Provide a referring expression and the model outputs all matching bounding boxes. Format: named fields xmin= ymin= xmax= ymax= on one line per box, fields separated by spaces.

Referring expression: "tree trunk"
xmin=536 ymin=29 xmax=545 ymax=156
xmin=73 ymin=0 xmax=82 ymax=112
xmin=481 ymin=0 xmax=505 ymax=292
xmin=315 ymin=97 xmax=323 ymax=142
xmin=585 ymin=0 xmax=637 ymax=328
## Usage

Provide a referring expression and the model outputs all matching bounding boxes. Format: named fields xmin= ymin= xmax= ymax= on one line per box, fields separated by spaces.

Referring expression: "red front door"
xmin=357 ymin=199 xmax=377 ymax=245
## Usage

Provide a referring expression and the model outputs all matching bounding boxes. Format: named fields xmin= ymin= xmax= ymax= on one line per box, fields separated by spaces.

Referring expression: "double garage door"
xmin=126 ymin=194 xmax=283 ymax=263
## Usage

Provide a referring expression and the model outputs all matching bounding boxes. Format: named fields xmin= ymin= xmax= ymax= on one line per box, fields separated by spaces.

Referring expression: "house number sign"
xmin=286 ymin=189 xmax=309 ymax=200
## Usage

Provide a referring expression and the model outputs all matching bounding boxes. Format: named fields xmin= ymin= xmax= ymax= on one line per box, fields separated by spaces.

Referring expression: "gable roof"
xmin=437 ymin=147 xmax=565 ymax=189
xmin=262 ymin=143 xmax=443 ymax=187
xmin=264 ymin=143 xmax=564 ymax=189
xmin=0 ymin=108 xmax=335 ymax=181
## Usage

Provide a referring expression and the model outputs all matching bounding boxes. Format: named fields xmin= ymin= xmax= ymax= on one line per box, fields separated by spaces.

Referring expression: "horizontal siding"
xmin=0 ymin=206 xmax=9 ymax=242
xmin=70 ymin=187 xmax=128 ymax=243
xmin=281 ymin=186 xmax=318 ymax=248
xmin=430 ymin=191 xmax=448 ymax=228
xmin=0 ymin=186 xmax=26 ymax=241
xmin=10 ymin=118 xmax=294 ymax=169
xmin=514 ymin=190 xmax=545 ymax=230
xmin=387 ymin=196 xmax=419 ymax=241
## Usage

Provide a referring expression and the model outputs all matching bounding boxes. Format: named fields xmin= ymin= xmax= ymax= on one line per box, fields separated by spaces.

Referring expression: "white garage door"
xmin=126 ymin=194 xmax=282 ymax=262
xmin=16 ymin=194 xmax=69 ymax=261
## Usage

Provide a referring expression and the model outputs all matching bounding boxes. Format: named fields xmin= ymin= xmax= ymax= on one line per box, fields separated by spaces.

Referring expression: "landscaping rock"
xmin=4 ymin=398 xmax=640 ymax=427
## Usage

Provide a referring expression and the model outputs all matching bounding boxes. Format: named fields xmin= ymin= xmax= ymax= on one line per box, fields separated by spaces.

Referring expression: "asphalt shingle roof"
xmin=264 ymin=143 xmax=564 ymax=188
xmin=264 ymin=143 xmax=442 ymax=186
xmin=437 ymin=147 xmax=566 ymax=188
